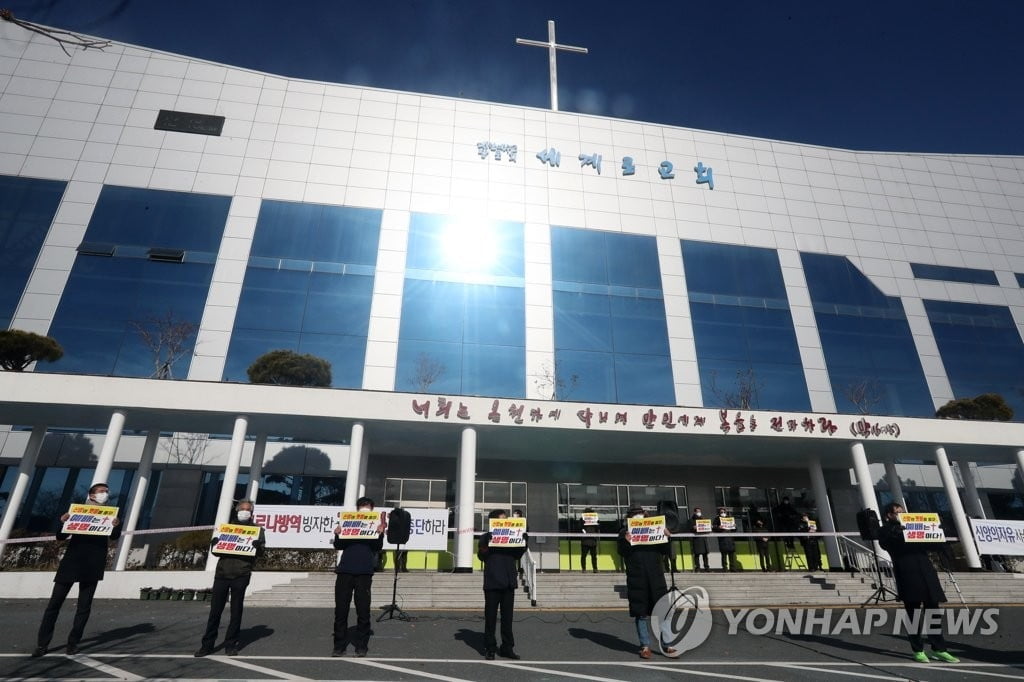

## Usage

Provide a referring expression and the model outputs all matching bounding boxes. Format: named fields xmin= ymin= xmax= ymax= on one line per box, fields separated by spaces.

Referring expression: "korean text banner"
xmin=899 ymin=512 xmax=945 ymax=543
xmin=253 ymin=505 xmax=449 ymax=550
xmin=970 ymin=518 xmax=1024 ymax=556
xmin=62 ymin=504 xmax=118 ymax=536
xmin=489 ymin=517 xmax=526 ymax=547
xmin=628 ymin=515 xmax=668 ymax=545
xmin=213 ymin=523 xmax=260 ymax=556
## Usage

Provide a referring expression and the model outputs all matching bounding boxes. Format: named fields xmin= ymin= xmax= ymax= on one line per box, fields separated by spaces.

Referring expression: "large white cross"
xmin=515 ymin=20 xmax=588 ymax=112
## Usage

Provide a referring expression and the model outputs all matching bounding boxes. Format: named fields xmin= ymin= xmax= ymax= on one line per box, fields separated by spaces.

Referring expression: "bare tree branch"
xmin=842 ymin=377 xmax=886 ymax=415
xmin=707 ymin=367 xmax=762 ymax=409
xmin=129 ymin=310 xmax=198 ymax=379
xmin=0 ymin=10 xmax=111 ymax=57
xmin=531 ymin=359 xmax=580 ymax=400
xmin=160 ymin=432 xmax=209 ymax=465
xmin=407 ymin=352 xmax=446 ymax=392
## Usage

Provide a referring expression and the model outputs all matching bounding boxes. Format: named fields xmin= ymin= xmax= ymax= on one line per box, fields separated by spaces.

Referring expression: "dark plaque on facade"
xmin=154 ymin=109 xmax=225 ymax=136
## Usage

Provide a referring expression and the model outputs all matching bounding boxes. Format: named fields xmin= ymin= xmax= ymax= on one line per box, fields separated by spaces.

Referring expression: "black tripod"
xmin=377 ymin=544 xmax=411 ymax=621
xmin=862 ymin=544 xmax=899 ymax=606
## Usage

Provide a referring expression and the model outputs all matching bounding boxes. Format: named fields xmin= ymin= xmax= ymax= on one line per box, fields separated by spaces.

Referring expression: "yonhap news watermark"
xmin=650 ymin=587 xmax=999 ymax=658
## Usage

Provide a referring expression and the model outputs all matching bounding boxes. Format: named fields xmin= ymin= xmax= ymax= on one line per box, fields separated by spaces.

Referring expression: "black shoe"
xmin=485 ymin=650 xmax=496 ymax=660
xmin=332 ymin=648 xmax=347 ymax=657
xmin=66 ymin=644 xmax=79 ymax=655
xmin=355 ymin=648 xmax=368 ymax=657
xmin=225 ymin=646 xmax=239 ymax=657
xmin=193 ymin=648 xmax=213 ymax=658
xmin=30 ymin=647 xmax=46 ymax=658
xmin=498 ymin=647 xmax=521 ymax=660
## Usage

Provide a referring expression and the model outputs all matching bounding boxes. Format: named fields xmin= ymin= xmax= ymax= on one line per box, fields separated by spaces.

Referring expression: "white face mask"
xmin=236 ymin=510 xmax=252 ymax=521
xmin=358 ymin=507 xmax=371 ymax=512
xmin=632 ymin=514 xmax=645 ymax=519
xmin=92 ymin=492 xmax=109 ymax=504
xmin=694 ymin=512 xmax=702 ymax=517
xmin=719 ymin=512 xmax=727 ymax=517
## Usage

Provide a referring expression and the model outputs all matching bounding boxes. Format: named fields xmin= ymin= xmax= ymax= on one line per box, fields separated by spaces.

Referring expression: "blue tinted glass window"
xmin=226 ymin=202 xmax=381 ymax=389
xmin=551 ymin=227 xmax=673 ymax=404
xmin=925 ymin=300 xmax=1024 ymax=420
xmin=911 ymin=263 xmax=998 ymax=286
xmin=396 ymin=214 xmax=526 ymax=398
xmin=802 ymin=253 xmax=933 ymax=416
xmin=684 ymin=241 xmax=808 ymax=411
xmin=0 ymin=176 xmax=66 ymax=329
xmin=41 ymin=187 xmax=227 ymax=378
xmin=1015 ymin=273 xmax=1024 ymax=288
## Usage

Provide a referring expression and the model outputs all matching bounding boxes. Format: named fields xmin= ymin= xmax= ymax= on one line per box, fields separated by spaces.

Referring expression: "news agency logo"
xmin=651 ymin=586 xmax=713 ymax=658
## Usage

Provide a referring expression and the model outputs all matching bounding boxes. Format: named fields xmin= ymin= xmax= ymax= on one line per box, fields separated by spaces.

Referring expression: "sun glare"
xmin=440 ymin=217 xmax=498 ymax=275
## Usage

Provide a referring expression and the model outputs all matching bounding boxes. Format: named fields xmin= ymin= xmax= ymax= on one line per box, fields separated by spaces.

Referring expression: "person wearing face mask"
xmin=32 ymin=483 xmax=122 ymax=657
xmin=618 ymin=506 xmax=675 ymax=659
xmin=195 ymin=499 xmax=265 ymax=657
xmin=332 ymin=496 xmax=386 ymax=657
xmin=712 ymin=507 xmax=739 ymax=571
xmin=477 ymin=509 xmax=527 ymax=660
xmin=688 ymin=507 xmax=710 ymax=572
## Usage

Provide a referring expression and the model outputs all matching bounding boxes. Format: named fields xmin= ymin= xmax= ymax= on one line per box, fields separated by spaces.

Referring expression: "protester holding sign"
xmin=195 ymin=499 xmax=265 ymax=657
xmin=478 ymin=509 xmax=527 ymax=660
xmin=688 ymin=507 xmax=710 ymax=572
xmin=617 ymin=506 xmax=675 ymax=659
xmin=878 ymin=502 xmax=960 ymax=664
xmin=32 ymin=483 xmax=121 ymax=657
xmin=332 ymin=497 xmax=386 ymax=657
xmin=580 ymin=508 xmax=599 ymax=573
xmin=799 ymin=514 xmax=822 ymax=571
xmin=713 ymin=507 xmax=739 ymax=571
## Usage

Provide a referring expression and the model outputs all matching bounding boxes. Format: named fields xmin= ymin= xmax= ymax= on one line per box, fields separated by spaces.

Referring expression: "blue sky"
xmin=8 ymin=1 xmax=1024 ymax=154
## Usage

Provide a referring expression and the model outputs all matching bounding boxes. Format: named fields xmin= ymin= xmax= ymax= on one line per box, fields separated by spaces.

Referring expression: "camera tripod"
xmin=377 ymin=544 xmax=411 ymax=621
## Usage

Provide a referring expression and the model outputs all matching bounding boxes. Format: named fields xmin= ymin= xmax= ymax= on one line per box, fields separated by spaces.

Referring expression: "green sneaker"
xmin=912 ymin=651 xmax=929 ymax=663
xmin=929 ymin=651 xmax=960 ymax=663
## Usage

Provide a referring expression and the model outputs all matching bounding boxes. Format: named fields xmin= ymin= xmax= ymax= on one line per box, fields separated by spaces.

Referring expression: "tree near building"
xmin=0 ymin=329 xmax=63 ymax=371
xmin=935 ymin=393 xmax=1014 ymax=421
xmin=129 ymin=310 xmax=198 ymax=379
xmin=842 ymin=377 xmax=887 ymax=415
xmin=247 ymin=350 xmax=332 ymax=387
xmin=707 ymin=367 xmax=762 ymax=410
xmin=407 ymin=352 xmax=446 ymax=392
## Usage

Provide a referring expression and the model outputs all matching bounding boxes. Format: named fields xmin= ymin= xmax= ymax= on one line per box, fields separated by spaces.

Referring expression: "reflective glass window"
xmin=0 ymin=176 xmax=66 ymax=329
xmin=925 ymin=300 xmax=1024 ymax=420
xmin=41 ymin=187 xmax=228 ymax=378
xmin=551 ymin=227 xmax=673 ymax=403
xmin=226 ymin=201 xmax=381 ymax=388
xmin=802 ymin=253 xmax=933 ymax=416
xmin=1016 ymin=273 xmax=1024 ymax=288
xmin=910 ymin=263 xmax=998 ymax=286
xmin=396 ymin=213 xmax=526 ymax=398
xmin=684 ymin=241 xmax=809 ymax=411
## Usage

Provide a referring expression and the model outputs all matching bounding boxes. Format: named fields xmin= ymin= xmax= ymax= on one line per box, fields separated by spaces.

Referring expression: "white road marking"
xmin=639 ymin=663 xmax=784 ymax=681
xmin=487 ymin=660 xmax=624 ymax=681
xmin=924 ymin=666 xmax=1024 ymax=680
xmin=71 ymin=654 xmax=144 ymax=681
xmin=210 ymin=654 xmax=315 ymax=681
xmin=766 ymin=662 xmax=908 ymax=680
xmin=344 ymin=658 xmax=476 ymax=682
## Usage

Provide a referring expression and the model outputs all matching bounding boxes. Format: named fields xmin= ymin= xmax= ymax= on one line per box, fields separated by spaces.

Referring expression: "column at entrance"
xmin=454 ymin=427 xmax=477 ymax=572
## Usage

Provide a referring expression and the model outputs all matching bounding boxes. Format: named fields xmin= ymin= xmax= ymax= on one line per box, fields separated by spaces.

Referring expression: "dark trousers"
xmin=757 ymin=547 xmax=772 ymax=571
xmin=803 ymin=542 xmax=822 ymax=571
xmin=483 ymin=588 xmax=515 ymax=652
xmin=202 ymin=575 xmax=250 ymax=649
xmin=692 ymin=552 xmax=708 ymax=570
xmin=721 ymin=550 xmax=738 ymax=571
xmin=37 ymin=580 xmax=98 ymax=648
xmin=334 ymin=573 xmax=372 ymax=651
xmin=904 ymin=601 xmax=948 ymax=653
xmin=580 ymin=545 xmax=597 ymax=571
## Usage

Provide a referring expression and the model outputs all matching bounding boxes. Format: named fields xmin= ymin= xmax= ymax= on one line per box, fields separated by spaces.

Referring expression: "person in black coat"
xmin=194 ymin=499 xmax=266 ymax=657
xmin=618 ymin=506 xmax=676 ymax=659
xmin=754 ymin=519 xmax=772 ymax=572
xmin=580 ymin=508 xmax=599 ymax=573
xmin=688 ymin=507 xmax=710 ymax=572
xmin=877 ymin=502 xmax=960 ymax=664
xmin=33 ymin=482 xmax=122 ymax=657
xmin=712 ymin=507 xmax=739 ymax=571
xmin=332 ymin=496 xmax=386 ymax=657
xmin=798 ymin=514 xmax=822 ymax=572
xmin=478 ymin=509 xmax=526 ymax=660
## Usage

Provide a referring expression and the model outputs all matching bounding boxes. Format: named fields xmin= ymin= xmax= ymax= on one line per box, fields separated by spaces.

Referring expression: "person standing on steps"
xmin=580 ymin=508 xmax=599 ymax=573
xmin=688 ymin=507 xmax=710 ymax=572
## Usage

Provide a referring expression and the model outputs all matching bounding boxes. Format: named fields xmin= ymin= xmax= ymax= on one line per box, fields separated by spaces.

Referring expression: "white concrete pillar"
xmin=850 ymin=442 xmax=889 ymax=561
xmin=0 ymin=425 xmax=47 ymax=562
xmin=958 ymin=460 xmax=986 ymax=520
xmin=343 ymin=423 xmax=365 ymax=508
xmin=206 ymin=416 xmax=248 ymax=571
xmin=115 ymin=429 xmax=159 ymax=571
xmin=356 ymin=436 xmax=369 ymax=500
xmin=455 ymin=427 xmax=477 ymax=572
xmin=1017 ymin=450 xmax=1024 ymax=494
xmin=808 ymin=455 xmax=842 ymax=570
xmin=884 ymin=460 xmax=906 ymax=509
xmin=246 ymin=433 xmax=267 ymax=503
xmin=92 ymin=410 xmax=126 ymax=487
xmin=934 ymin=447 xmax=982 ymax=569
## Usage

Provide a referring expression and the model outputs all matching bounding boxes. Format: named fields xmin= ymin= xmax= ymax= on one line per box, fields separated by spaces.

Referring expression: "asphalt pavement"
xmin=0 ymin=599 xmax=1021 ymax=681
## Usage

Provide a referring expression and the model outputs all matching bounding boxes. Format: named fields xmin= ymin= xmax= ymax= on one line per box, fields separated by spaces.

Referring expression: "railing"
xmin=836 ymin=534 xmax=899 ymax=603
xmin=522 ymin=547 xmax=538 ymax=606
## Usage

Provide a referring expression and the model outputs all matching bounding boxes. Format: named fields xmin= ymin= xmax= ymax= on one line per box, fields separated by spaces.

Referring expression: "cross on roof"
xmin=515 ymin=20 xmax=588 ymax=112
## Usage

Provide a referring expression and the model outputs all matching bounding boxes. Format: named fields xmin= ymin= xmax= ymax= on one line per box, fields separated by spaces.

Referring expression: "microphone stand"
xmin=377 ymin=542 xmax=411 ymax=621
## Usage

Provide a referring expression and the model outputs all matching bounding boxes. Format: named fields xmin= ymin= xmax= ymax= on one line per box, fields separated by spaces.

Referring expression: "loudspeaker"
xmin=386 ymin=507 xmax=412 ymax=545
xmin=658 ymin=500 xmax=681 ymax=533
xmin=856 ymin=508 xmax=880 ymax=541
